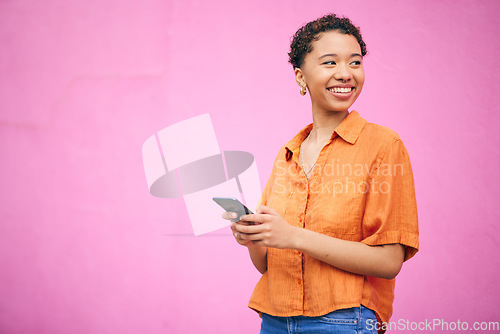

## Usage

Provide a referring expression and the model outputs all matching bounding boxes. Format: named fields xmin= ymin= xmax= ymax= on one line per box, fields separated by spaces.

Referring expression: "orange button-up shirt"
xmin=248 ymin=110 xmax=419 ymax=324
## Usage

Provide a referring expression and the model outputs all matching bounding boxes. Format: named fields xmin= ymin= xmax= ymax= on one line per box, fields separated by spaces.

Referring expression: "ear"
xmin=294 ymin=68 xmax=306 ymax=87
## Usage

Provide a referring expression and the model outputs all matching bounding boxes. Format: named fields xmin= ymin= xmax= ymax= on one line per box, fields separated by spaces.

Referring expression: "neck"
xmin=308 ymin=109 xmax=350 ymax=143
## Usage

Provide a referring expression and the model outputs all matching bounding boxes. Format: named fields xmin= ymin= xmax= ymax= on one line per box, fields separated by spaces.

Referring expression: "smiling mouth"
xmin=327 ymin=87 xmax=355 ymax=93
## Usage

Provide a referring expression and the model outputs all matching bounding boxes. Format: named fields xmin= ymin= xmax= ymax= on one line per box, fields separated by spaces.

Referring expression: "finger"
xmin=238 ymin=214 xmax=253 ymax=222
xmin=233 ymin=222 xmax=266 ymax=235
xmin=231 ymin=223 xmax=244 ymax=237
xmin=230 ymin=222 xmax=237 ymax=233
xmin=239 ymin=213 xmax=268 ymax=224
xmin=256 ymin=205 xmax=278 ymax=216
xmin=234 ymin=232 xmax=252 ymax=245
xmin=243 ymin=232 xmax=267 ymax=242
xmin=234 ymin=234 xmax=247 ymax=245
xmin=229 ymin=223 xmax=253 ymax=246
xmin=231 ymin=223 xmax=248 ymax=241
xmin=222 ymin=211 xmax=238 ymax=220
xmin=231 ymin=228 xmax=243 ymax=241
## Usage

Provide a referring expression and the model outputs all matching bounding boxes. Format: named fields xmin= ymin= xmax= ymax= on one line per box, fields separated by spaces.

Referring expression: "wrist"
xmin=289 ymin=226 xmax=303 ymax=250
xmin=247 ymin=242 xmax=265 ymax=251
xmin=246 ymin=241 xmax=258 ymax=249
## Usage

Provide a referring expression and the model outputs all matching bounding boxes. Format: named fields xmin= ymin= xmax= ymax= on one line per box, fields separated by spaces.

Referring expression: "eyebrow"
xmin=319 ymin=53 xmax=363 ymax=59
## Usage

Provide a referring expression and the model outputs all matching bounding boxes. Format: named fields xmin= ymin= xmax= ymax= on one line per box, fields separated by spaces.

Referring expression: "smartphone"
xmin=212 ymin=197 xmax=256 ymax=224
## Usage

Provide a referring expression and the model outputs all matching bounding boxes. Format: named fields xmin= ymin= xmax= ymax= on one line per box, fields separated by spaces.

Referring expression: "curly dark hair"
xmin=288 ymin=14 xmax=367 ymax=69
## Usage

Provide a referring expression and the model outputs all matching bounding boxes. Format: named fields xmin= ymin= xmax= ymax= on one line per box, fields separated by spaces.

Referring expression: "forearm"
xmin=248 ymin=244 xmax=267 ymax=274
xmin=235 ymin=208 xmax=404 ymax=279
xmin=291 ymin=227 xmax=404 ymax=279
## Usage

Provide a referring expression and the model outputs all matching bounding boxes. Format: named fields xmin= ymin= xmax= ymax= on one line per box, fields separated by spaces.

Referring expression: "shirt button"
xmin=297 ymin=278 xmax=302 ymax=284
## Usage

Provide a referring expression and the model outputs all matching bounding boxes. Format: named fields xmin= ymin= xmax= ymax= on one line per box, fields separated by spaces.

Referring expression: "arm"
xmin=293 ymin=229 xmax=404 ymax=279
xmin=223 ymin=212 xmax=268 ymax=274
xmin=234 ymin=206 xmax=405 ymax=280
xmin=246 ymin=242 xmax=267 ymax=275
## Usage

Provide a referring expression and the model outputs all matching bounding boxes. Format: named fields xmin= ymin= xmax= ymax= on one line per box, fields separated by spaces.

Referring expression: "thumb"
xmin=256 ymin=205 xmax=278 ymax=215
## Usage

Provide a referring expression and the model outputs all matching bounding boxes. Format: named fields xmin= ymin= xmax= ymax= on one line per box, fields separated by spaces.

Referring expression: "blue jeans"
xmin=260 ymin=305 xmax=378 ymax=334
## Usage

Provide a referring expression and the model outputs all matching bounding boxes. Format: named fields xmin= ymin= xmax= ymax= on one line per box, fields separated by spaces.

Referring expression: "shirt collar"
xmin=284 ymin=110 xmax=367 ymax=161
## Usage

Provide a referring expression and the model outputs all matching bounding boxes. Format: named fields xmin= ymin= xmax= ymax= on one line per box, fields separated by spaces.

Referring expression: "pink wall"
xmin=1 ymin=0 xmax=499 ymax=333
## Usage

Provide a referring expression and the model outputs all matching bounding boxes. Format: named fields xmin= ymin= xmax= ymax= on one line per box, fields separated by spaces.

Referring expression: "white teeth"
xmin=329 ymin=87 xmax=353 ymax=93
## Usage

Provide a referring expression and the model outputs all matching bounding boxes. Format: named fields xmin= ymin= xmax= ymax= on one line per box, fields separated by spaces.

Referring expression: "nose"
xmin=334 ymin=63 xmax=353 ymax=82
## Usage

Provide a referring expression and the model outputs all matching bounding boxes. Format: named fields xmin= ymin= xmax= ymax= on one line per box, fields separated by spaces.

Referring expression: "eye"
xmin=350 ymin=60 xmax=362 ymax=66
xmin=322 ymin=61 xmax=336 ymax=65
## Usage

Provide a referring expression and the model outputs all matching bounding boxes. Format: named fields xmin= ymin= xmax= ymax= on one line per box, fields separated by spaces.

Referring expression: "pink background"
xmin=1 ymin=0 xmax=499 ymax=333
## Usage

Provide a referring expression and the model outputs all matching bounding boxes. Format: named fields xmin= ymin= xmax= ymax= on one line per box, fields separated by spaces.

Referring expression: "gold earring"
xmin=300 ymin=86 xmax=307 ymax=96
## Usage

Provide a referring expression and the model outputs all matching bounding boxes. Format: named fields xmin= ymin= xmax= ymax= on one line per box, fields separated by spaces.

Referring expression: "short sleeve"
xmin=361 ymin=138 xmax=419 ymax=261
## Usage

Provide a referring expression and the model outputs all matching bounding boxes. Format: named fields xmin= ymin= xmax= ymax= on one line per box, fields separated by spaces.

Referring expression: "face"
xmin=295 ymin=30 xmax=365 ymax=113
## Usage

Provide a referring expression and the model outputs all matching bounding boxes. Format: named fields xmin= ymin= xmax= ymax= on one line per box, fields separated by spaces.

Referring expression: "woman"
xmin=224 ymin=13 xmax=419 ymax=334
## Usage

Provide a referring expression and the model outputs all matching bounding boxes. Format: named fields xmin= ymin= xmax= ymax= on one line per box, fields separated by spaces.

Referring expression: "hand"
xmin=232 ymin=205 xmax=298 ymax=249
xmin=221 ymin=211 xmax=256 ymax=247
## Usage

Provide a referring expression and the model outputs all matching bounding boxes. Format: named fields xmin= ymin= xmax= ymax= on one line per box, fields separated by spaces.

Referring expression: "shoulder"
xmin=358 ymin=121 xmax=406 ymax=153
xmin=362 ymin=122 xmax=402 ymax=144
xmin=352 ymin=120 xmax=413 ymax=168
